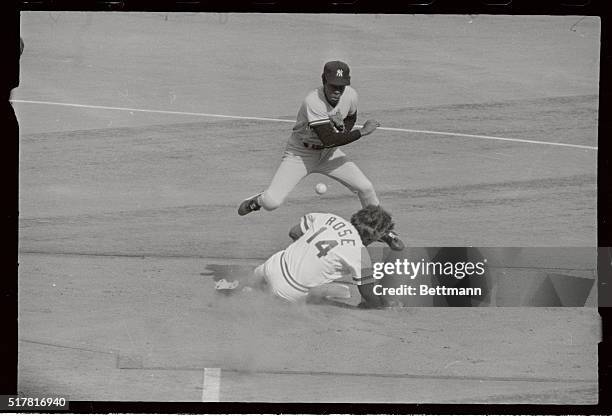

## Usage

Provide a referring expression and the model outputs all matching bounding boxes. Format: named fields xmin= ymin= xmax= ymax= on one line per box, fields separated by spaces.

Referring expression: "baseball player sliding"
xmin=238 ymin=61 xmax=404 ymax=251
xmin=218 ymin=205 xmax=393 ymax=306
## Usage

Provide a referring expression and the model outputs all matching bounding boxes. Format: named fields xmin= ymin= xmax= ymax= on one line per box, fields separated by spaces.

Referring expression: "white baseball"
xmin=315 ymin=183 xmax=327 ymax=195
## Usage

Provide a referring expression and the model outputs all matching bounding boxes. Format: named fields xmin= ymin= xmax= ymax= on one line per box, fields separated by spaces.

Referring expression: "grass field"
xmin=16 ymin=12 xmax=600 ymax=403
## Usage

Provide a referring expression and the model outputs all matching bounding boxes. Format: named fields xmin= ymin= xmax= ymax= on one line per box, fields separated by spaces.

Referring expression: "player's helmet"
xmin=350 ymin=205 xmax=394 ymax=246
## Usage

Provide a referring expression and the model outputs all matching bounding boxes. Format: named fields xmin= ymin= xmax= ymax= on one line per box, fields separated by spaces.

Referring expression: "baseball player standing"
xmin=238 ymin=61 xmax=404 ymax=250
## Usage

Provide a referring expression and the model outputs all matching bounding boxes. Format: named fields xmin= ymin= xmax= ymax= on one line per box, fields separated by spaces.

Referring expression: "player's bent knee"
xmin=260 ymin=192 xmax=284 ymax=211
xmin=356 ymin=181 xmax=375 ymax=197
xmin=355 ymin=181 xmax=379 ymax=206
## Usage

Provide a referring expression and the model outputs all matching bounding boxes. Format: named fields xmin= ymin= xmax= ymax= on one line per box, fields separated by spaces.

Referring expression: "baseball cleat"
xmin=238 ymin=193 xmax=262 ymax=216
xmin=215 ymin=278 xmax=239 ymax=291
xmin=379 ymin=230 xmax=405 ymax=251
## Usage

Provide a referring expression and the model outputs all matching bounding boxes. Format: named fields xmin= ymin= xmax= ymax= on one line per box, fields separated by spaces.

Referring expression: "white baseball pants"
xmin=260 ymin=142 xmax=379 ymax=210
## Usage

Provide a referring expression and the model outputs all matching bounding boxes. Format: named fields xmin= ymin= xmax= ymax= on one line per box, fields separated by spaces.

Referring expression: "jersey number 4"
xmin=306 ymin=227 xmax=339 ymax=258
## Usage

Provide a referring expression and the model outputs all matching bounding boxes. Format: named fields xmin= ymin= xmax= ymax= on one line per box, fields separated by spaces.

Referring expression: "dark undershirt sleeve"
xmin=343 ymin=112 xmax=357 ymax=132
xmin=312 ymin=123 xmax=362 ymax=148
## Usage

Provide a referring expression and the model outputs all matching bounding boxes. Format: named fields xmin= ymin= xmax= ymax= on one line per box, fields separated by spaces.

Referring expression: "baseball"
xmin=315 ymin=183 xmax=327 ymax=195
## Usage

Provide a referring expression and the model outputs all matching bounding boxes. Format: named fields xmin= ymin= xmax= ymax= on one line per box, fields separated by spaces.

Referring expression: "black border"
xmin=4 ymin=0 xmax=610 ymax=414
xmin=13 ymin=0 xmax=607 ymax=14
xmin=2 ymin=0 xmax=20 ymax=405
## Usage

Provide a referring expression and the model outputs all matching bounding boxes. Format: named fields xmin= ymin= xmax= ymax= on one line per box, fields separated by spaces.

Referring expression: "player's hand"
xmin=288 ymin=224 xmax=304 ymax=241
xmin=360 ymin=119 xmax=380 ymax=136
xmin=329 ymin=112 xmax=345 ymax=132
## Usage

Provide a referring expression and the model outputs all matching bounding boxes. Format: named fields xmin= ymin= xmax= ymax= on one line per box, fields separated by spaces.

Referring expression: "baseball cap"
xmin=323 ymin=61 xmax=351 ymax=86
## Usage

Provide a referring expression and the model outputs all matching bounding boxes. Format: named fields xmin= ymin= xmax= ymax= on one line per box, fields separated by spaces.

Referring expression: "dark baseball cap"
xmin=323 ymin=61 xmax=351 ymax=86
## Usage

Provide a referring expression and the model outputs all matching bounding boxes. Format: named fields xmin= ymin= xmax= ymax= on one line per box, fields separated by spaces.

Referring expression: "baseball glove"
xmin=329 ymin=111 xmax=345 ymax=132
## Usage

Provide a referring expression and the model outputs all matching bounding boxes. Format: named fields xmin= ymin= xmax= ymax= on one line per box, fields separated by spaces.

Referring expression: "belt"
xmin=303 ymin=142 xmax=324 ymax=150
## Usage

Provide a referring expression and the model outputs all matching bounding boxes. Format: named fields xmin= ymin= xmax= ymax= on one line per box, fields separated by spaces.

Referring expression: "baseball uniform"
xmin=254 ymin=212 xmax=375 ymax=302
xmin=259 ymin=84 xmax=379 ymax=210
xmin=238 ymin=61 xmax=405 ymax=252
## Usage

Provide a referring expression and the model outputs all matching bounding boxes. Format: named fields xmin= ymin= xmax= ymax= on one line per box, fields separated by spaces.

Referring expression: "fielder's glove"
xmin=329 ymin=111 xmax=345 ymax=132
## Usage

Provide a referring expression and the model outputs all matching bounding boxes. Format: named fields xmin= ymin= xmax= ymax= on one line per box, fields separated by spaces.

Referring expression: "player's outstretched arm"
xmin=313 ymin=119 xmax=380 ymax=148
xmin=359 ymin=119 xmax=380 ymax=135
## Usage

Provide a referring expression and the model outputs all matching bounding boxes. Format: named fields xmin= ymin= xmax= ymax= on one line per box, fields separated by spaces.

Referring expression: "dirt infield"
xmin=16 ymin=13 xmax=599 ymax=403
xmin=18 ymin=252 xmax=598 ymax=402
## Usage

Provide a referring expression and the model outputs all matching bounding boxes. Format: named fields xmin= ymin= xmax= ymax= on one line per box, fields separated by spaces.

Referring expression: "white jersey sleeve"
xmin=304 ymin=92 xmax=331 ymax=128
xmin=340 ymin=246 xmax=376 ymax=286
xmin=299 ymin=213 xmax=316 ymax=234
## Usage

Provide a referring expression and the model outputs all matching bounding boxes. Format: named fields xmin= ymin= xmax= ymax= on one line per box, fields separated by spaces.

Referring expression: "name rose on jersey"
xmin=321 ymin=215 xmax=357 ymax=247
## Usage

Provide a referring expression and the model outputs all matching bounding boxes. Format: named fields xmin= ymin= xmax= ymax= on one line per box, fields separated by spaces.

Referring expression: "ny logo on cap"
xmin=336 ymin=69 xmax=344 ymax=77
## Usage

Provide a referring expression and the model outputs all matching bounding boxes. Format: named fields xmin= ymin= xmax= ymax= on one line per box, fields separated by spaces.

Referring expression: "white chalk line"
xmin=12 ymin=99 xmax=597 ymax=151
xmin=201 ymin=367 xmax=221 ymax=402
xmin=13 ymin=99 xmax=295 ymax=124
xmin=383 ymin=126 xmax=597 ymax=151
